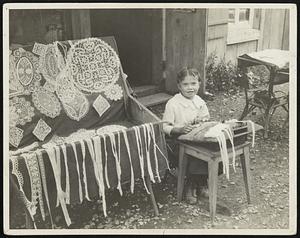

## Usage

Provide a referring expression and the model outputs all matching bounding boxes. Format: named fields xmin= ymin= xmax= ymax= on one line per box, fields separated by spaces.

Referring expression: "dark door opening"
xmin=90 ymin=9 xmax=156 ymax=87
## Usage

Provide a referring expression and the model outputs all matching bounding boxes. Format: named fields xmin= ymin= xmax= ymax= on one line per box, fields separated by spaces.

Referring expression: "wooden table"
xmin=177 ymin=141 xmax=252 ymax=223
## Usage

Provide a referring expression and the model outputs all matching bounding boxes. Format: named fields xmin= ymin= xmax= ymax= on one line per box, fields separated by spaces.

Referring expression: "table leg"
xmin=263 ymin=105 xmax=272 ymax=138
xmin=240 ymin=146 xmax=252 ymax=203
xmin=145 ymin=176 xmax=159 ymax=216
xmin=208 ymin=160 xmax=219 ymax=224
xmin=177 ymin=145 xmax=188 ymax=202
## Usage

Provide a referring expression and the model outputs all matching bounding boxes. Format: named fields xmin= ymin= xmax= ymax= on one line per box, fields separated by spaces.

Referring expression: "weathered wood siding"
xmin=207 ymin=9 xmax=228 ymax=59
xmin=261 ymin=9 xmax=289 ymax=50
xmin=226 ymin=40 xmax=258 ymax=64
xmin=165 ymin=9 xmax=207 ymax=94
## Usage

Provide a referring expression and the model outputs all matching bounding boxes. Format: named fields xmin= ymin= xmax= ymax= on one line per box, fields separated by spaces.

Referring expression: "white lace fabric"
xmin=9 ymin=126 xmax=24 ymax=148
xmin=66 ymin=37 xmax=121 ymax=93
xmin=32 ymin=119 xmax=52 ymax=141
xmin=9 ymin=96 xmax=35 ymax=127
xmin=32 ymin=86 xmax=61 ymax=118
xmin=104 ymin=84 xmax=123 ymax=101
xmin=93 ymin=94 xmax=110 ymax=117
xmin=12 ymin=48 xmax=41 ymax=95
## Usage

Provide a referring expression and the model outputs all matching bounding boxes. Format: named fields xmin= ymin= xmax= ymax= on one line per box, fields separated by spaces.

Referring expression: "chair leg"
xmin=208 ymin=160 xmax=219 ymax=224
xmin=263 ymin=106 xmax=272 ymax=138
xmin=177 ymin=145 xmax=188 ymax=202
xmin=240 ymin=146 xmax=252 ymax=204
xmin=145 ymin=176 xmax=159 ymax=216
xmin=239 ymin=104 xmax=249 ymax=120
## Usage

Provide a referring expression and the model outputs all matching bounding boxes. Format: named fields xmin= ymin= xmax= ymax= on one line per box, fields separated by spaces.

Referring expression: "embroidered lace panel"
xmin=56 ymin=70 xmax=89 ymax=121
xmin=9 ymin=126 xmax=24 ymax=148
xmin=32 ymin=86 xmax=61 ymax=118
xmin=32 ymin=119 xmax=52 ymax=141
xmin=104 ymin=84 xmax=123 ymax=101
xmin=36 ymin=43 xmax=64 ymax=87
xmin=23 ymin=153 xmax=44 ymax=220
xmin=12 ymin=48 xmax=41 ymax=95
xmin=66 ymin=37 xmax=120 ymax=93
xmin=9 ymin=96 xmax=35 ymax=127
xmin=93 ymin=94 xmax=110 ymax=117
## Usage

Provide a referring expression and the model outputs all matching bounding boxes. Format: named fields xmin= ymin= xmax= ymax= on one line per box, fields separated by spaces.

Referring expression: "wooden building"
xmin=9 ymin=8 xmax=289 ymax=97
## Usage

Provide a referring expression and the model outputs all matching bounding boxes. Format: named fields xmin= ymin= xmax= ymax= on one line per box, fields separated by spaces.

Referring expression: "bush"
xmin=205 ymin=52 xmax=239 ymax=94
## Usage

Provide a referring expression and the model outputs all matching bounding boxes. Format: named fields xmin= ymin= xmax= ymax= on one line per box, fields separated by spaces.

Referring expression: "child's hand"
xmin=181 ymin=124 xmax=194 ymax=134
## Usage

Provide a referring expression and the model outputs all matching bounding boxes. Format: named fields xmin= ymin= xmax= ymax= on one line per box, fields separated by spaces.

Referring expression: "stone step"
xmin=138 ymin=92 xmax=172 ymax=107
xmin=132 ymin=85 xmax=160 ymax=97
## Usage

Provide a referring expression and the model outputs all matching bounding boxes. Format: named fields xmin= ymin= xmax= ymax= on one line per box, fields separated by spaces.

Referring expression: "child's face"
xmin=178 ymin=75 xmax=200 ymax=99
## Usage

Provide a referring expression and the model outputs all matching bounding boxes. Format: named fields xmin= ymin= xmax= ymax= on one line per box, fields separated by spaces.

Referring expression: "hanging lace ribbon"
xmin=60 ymin=144 xmax=70 ymax=204
xmin=133 ymin=126 xmax=150 ymax=194
xmin=23 ymin=153 xmax=45 ymax=222
xmin=86 ymin=138 xmax=107 ymax=216
xmin=9 ymin=96 xmax=35 ymax=127
xmin=142 ymin=125 xmax=155 ymax=183
xmin=12 ymin=48 xmax=41 ymax=95
xmin=70 ymin=142 xmax=83 ymax=203
xmin=45 ymin=147 xmax=71 ymax=226
xmin=108 ymin=133 xmax=123 ymax=196
xmin=225 ymin=119 xmax=256 ymax=148
xmin=147 ymin=123 xmax=161 ymax=182
xmin=103 ymin=136 xmax=110 ymax=189
xmin=79 ymin=140 xmax=91 ymax=201
xmin=205 ymin=123 xmax=234 ymax=180
xmin=10 ymin=155 xmax=37 ymax=228
xmin=36 ymin=149 xmax=54 ymax=227
xmin=32 ymin=86 xmax=61 ymax=118
xmin=92 ymin=136 xmax=107 ymax=217
xmin=66 ymin=37 xmax=121 ymax=94
xmin=121 ymin=129 xmax=135 ymax=193
xmin=32 ymin=119 xmax=52 ymax=141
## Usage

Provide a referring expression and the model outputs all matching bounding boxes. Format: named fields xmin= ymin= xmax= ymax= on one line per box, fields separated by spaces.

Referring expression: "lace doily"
xmin=43 ymin=81 xmax=56 ymax=93
xmin=9 ymin=96 xmax=35 ymax=127
xmin=56 ymin=70 xmax=89 ymax=121
xmin=9 ymin=126 xmax=24 ymax=148
xmin=9 ymin=52 xmax=25 ymax=96
xmin=33 ymin=43 xmax=64 ymax=89
xmin=32 ymin=86 xmax=61 ymax=118
xmin=104 ymin=84 xmax=123 ymax=101
xmin=66 ymin=37 xmax=120 ymax=93
xmin=12 ymin=48 xmax=41 ymax=94
xmin=93 ymin=94 xmax=110 ymax=117
xmin=32 ymin=119 xmax=52 ymax=141
xmin=96 ymin=125 xmax=127 ymax=136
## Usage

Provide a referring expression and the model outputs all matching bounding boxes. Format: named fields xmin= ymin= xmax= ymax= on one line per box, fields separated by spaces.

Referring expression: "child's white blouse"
xmin=162 ymin=93 xmax=210 ymax=136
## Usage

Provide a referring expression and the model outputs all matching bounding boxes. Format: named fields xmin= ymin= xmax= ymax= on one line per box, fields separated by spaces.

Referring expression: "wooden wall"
xmin=165 ymin=9 xmax=207 ymax=94
xmin=206 ymin=9 xmax=228 ymax=59
xmin=260 ymin=9 xmax=289 ymax=50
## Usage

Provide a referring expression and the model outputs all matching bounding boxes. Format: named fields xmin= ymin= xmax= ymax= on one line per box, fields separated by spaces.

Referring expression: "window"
xmin=227 ymin=8 xmax=260 ymax=45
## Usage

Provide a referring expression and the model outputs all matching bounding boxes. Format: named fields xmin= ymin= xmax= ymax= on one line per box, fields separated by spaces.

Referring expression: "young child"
xmin=163 ymin=67 xmax=210 ymax=204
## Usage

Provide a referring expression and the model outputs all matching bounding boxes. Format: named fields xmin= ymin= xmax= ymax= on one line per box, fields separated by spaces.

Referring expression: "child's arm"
xmin=163 ymin=101 xmax=194 ymax=136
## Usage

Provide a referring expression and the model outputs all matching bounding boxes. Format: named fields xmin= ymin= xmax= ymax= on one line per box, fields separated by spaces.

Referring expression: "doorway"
xmin=90 ymin=9 xmax=162 ymax=87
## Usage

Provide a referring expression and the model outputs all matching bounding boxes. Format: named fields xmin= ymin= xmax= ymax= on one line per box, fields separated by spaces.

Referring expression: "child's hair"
xmin=177 ymin=67 xmax=202 ymax=83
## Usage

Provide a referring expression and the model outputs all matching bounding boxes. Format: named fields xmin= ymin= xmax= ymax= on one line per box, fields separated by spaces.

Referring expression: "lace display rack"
xmin=9 ymin=36 xmax=169 ymax=229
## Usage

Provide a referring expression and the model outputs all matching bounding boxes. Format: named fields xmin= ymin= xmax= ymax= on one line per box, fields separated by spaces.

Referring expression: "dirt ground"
xmin=10 ymin=85 xmax=290 ymax=230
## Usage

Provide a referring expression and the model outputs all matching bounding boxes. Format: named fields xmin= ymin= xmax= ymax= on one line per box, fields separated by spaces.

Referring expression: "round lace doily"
xmin=13 ymin=48 xmax=41 ymax=95
xmin=104 ymin=84 xmax=123 ymax=101
xmin=9 ymin=52 xmax=25 ymax=96
xmin=96 ymin=125 xmax=127 ymax=136
xmin=9 ymin=96 xmax=35 ymax=127
xmin=32 ymin=86 xmax=61 ymax=118
xmin=66 ymin=38 xmax=120 ymax=93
